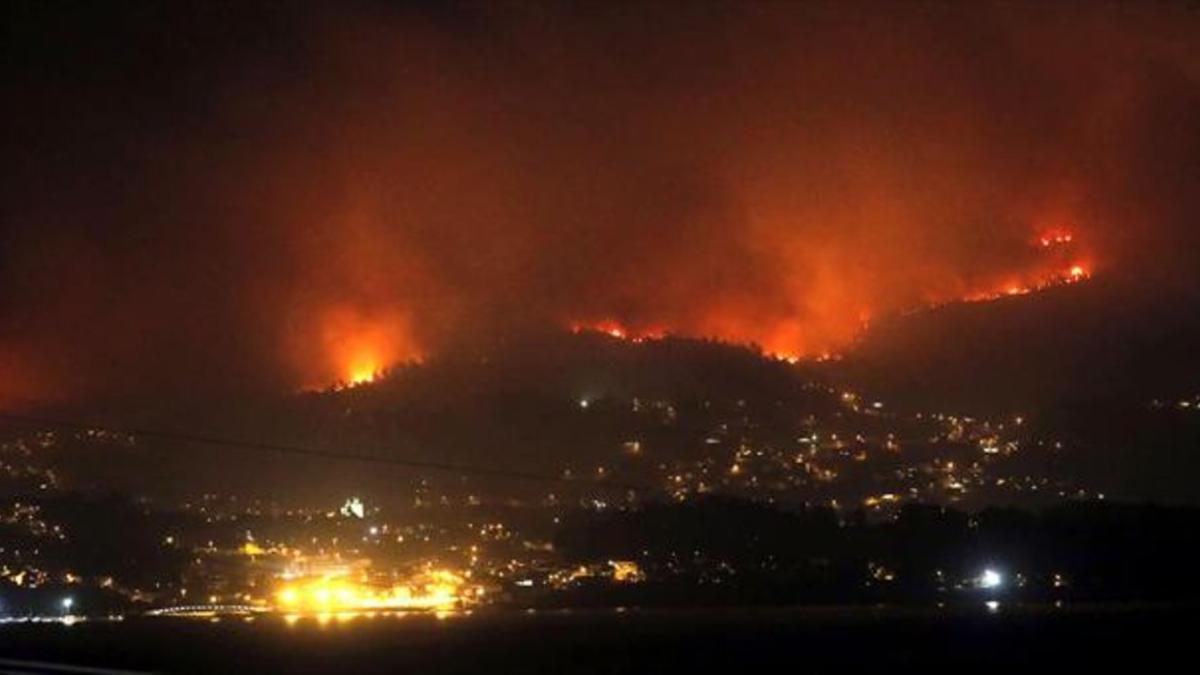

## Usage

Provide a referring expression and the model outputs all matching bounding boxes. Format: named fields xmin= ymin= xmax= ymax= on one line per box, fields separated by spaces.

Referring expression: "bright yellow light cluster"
xmin=609 ymin=560 xmax=645 ymax=583
xmin=274 ymin=572 xmax=466 ymax=614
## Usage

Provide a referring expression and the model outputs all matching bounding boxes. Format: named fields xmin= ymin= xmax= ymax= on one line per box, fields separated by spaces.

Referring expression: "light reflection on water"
xmin=4 ymin=603 xmax=1075 ymax=634
xmin=276 ymin=608 xmax=468 ymax=628
xmin=240 ymin=602 xmax=1105 ymax=634
xmin=0 ymin=603 xmax=1182 ymax=675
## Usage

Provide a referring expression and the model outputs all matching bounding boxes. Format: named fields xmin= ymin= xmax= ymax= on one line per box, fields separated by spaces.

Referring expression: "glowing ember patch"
xmin=570 ymin=321 xmax=828 ymax=364
xmin=571 ymin=321 xmax=665 ymax=344
xmin=1039 ymin=232 xmax=1074 ymax=248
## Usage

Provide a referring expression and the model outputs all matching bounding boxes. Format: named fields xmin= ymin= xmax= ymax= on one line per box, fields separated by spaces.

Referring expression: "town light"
xmin=979 ymin=568 xmax=1003 ymax=589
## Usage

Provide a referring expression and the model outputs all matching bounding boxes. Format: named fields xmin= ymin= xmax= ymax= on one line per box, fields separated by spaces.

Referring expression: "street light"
xmin=61 ymin=597 xmax=74 ymax=615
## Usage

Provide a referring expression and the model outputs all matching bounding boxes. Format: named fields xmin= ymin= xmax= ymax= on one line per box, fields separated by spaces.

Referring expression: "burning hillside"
xmin=3 ymin=2 xmax=1198 ymax=405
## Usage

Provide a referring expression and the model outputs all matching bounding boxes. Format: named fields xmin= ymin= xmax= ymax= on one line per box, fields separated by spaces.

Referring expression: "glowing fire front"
xmin=569 ymin=229 xmax=1094 ymax=362
xmin=298 ymin=227 xmax=1093 ymax=388
xmin=274 ymin=570 xmax=474 ymax=614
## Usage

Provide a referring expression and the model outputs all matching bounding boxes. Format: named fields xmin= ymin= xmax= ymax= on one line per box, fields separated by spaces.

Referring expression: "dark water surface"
xmin=1 ymin=605 xmax=1192 ymax=674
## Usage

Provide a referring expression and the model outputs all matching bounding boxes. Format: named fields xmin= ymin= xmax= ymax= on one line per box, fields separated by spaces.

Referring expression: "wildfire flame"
xmin=291 ymin=227 xmax=1095 ymax=386
xmin=568 ymin=229 xmax=1094 ymax=363
xmin=296 ymin=306 xmax=422 ymax=391
xmin=345 ymin=353 xmax=383 ymax=387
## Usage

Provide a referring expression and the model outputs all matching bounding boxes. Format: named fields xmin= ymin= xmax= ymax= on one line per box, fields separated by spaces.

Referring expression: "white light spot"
xmin=979 ymin=568 xmax=1003 ymax=589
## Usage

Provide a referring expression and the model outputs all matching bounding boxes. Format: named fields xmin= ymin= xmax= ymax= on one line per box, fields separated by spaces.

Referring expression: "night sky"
xmin=4 ymin=1 xmax=1200 ymax=406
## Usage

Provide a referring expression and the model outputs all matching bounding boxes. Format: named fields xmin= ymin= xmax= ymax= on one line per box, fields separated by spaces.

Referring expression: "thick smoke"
xmin=3 ymin=1 xmax=1199 ymax=405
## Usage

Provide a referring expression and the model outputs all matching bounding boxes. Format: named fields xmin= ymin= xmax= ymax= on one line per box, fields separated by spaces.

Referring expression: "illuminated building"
xmin=272 ymin=569 xmax=476 ymax=615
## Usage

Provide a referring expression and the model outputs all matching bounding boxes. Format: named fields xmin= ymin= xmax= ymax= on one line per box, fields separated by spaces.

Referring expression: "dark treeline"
xmin=551 ymin=497 xmax=1200 ymax=607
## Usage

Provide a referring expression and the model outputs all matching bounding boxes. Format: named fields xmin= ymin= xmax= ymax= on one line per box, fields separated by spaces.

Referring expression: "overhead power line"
xmin=0 ymin=412 xmax=652 ymax=492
